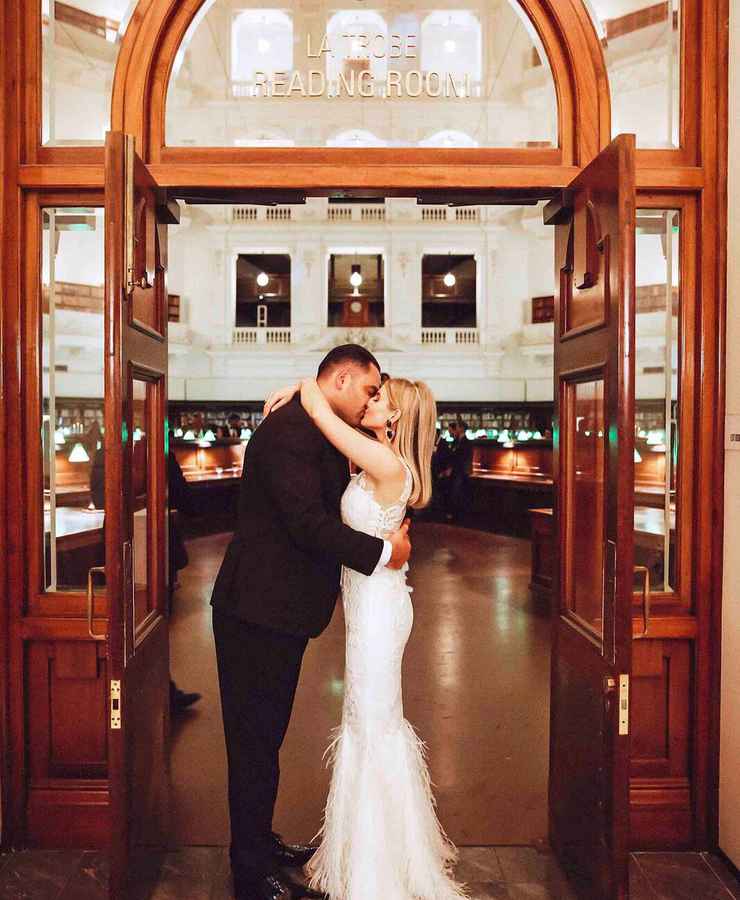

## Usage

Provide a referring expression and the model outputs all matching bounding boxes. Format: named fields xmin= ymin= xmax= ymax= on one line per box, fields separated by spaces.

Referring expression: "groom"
xmin=211 ymin=344 xmax=412 ymax=900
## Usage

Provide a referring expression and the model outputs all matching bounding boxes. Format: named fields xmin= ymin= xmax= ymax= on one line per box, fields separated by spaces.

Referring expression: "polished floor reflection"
xmin=1 ymin=846 xmax=738 ymax=900
xmin=168 ymin=523 xmax=549 ymax=847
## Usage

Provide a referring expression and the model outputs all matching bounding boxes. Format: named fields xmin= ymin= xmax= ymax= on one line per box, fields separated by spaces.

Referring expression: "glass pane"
xmin=328 ymin=253 xmax=385 ymax=327
xmin=634 ymin=209 xmax=679 ymax=592
xmin=132 ymin=378 xmax=151 ymax=627
xmin=41 ymin=0 xmax=135 ymax=146
xmin=166 ymin=1 xmax=558 ymax=148
xmin=42 ymin=208 xmax=106 ymax=590
xmin=564 ymin=378 xmax=606 ymax=638
xmin=587 ymin=0 xmax=680 ymax=148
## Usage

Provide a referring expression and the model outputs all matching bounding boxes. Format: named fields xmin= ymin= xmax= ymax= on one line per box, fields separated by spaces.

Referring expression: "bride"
xmin=265 ymin=375 xmax=468 ymax=900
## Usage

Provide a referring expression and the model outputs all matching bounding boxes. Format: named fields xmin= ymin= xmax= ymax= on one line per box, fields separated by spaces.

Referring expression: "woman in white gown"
xmin=269 ymin=376 xmax=468 ymax=900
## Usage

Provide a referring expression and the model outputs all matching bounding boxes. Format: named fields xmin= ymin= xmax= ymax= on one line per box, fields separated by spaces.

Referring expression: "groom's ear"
xmin=333 ymin=367 xmax=350 ymax=391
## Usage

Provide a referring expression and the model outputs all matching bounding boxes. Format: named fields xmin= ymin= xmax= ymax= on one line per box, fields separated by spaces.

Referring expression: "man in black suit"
xmin=211 ymin=345 xmax=411 ymax=900
xmin=445 ymin=419 xmax=473 ymax=522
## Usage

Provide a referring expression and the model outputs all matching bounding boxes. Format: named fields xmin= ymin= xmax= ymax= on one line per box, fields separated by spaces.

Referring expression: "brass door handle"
xmin=634 ymin=565 xmax=651 ymax=637
xmin=87 ymin=566 xmax=107 ymax=641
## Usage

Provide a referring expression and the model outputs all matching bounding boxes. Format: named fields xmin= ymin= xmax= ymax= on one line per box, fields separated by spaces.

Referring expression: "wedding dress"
xmin=305 ymin=463 xmax=468 ymax=900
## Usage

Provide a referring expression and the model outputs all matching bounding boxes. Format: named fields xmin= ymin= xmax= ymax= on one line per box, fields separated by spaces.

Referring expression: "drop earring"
xmin=386 ymin=419 xmax=395 ymax=441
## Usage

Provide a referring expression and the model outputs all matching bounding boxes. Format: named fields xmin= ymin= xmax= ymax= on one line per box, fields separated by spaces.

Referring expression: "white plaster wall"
xmin=719 ymin=0 xmax=740 ymax=870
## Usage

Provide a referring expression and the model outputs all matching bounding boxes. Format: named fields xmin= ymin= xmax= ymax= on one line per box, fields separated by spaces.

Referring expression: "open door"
xmin=104 ymin=132 xmax=174 ymax=896
xmin=544 ymin=134 xmax=636 ymax=900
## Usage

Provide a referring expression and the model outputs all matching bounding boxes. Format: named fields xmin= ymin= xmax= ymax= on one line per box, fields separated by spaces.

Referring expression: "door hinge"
xmin=618 ymin=674 xmax=629 ymax=735
xmin=110 ymin=679 xmax=122 ymax=730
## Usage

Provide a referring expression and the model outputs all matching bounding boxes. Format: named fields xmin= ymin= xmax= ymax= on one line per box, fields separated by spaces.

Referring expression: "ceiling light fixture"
xmin=256 ymin=271 xmax=269 ymax=287
xmin=350 ymin=264 xmax=363 ymax=288
xmin=443 ymin=270 xmax=456 ymax=287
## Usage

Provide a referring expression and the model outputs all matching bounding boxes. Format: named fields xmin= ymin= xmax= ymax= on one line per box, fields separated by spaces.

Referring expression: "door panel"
xmin=544 ymin=134 xmax=636 ymax=900
xmin=104 ymin=132 xmax=170 ymax=897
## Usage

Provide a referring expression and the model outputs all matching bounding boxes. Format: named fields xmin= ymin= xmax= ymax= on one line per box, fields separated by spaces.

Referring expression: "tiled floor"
xmin=0 ymin=846 xmax=738 ymax=899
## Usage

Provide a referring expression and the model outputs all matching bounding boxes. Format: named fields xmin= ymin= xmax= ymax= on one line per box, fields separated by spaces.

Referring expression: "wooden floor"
xmin=168 ymin=522 xmax=550 ymax=847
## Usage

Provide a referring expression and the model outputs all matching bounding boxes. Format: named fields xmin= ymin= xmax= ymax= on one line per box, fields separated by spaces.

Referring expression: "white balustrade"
xmin=232 ymin=327 xmax=292 ymax=345
xmin=421 ymin=328 xmax=480 ymax=345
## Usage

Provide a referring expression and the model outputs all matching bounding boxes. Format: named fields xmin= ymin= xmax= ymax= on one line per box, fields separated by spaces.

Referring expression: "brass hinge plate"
xmin=111 ymin=679 xmax=122 ymax=730
xmin=618 ymin=674 xmax=629 ymax=735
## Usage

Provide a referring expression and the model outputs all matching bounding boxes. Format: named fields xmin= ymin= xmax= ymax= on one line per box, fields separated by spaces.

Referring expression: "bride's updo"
xmin=384 ymin=378 xmax=437 ymax=509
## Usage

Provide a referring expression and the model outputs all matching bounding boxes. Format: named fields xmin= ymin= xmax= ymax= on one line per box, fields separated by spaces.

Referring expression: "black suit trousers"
xmin=213 ymin=610 xmax=308 ymax=877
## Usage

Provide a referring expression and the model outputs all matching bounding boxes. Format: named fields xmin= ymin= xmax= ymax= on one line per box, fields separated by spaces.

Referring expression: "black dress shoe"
xmin=283 ymin=879 xmax=328 ymax=899
xmin=270 ymin=833 xmax=317 ymax=868
xmin=233 ymin=871 xmax=293 ymax=900
xmin=170 ymin=683 xmax=202 ymax=713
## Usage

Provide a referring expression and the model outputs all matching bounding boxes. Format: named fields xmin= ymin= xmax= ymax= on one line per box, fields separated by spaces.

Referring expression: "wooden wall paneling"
xmin=0 ymin=0 xmax=10 ymax=850
xmin=708 ymin=0 xmax=730 ymax=851
xmin=630 ymin=639 xmax=693 ymax=848
xmin=693 ymin=0 xmax=729 ymax=848
xmin=1 ymin=0 xmax=27 ymax=850
xmin=689 ymin=0 xmax=728 ymax=849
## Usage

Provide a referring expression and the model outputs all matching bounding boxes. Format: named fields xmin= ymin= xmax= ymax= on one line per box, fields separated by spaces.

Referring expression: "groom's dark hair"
xmin=317 ymin=344 xmax=381 ymax=378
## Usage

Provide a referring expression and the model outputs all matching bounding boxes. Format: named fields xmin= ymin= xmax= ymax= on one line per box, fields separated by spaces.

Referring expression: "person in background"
xmin=168 ymin=447 xmax=202 ymax=713
xmin=431 ymin=423 xmax=453 ymax=518
xmin=445 ymin=419 xmax=473 ymax=523
xmin=227 ymin=412 xmax=243 ymax=437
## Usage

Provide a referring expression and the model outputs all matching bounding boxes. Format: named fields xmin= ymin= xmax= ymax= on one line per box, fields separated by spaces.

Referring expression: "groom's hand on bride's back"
xmin=387 ymin=518 xmax=411 ymax=569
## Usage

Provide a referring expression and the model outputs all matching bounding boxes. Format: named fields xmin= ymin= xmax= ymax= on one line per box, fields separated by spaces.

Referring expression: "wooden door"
xmin=104 ymin=132 xmax=172 ymax=896
xmin=544 ymin=134 xmax=636 ymax=900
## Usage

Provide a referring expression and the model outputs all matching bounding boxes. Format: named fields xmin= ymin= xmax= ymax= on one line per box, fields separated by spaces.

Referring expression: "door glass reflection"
xmin=131 ymin=379 xmax=151 ymax=629
xmin=42 ymin=208 xmax=105 ymax=591
xmin=564 ymin=378 xmax=606 ymax=639
xmin=634 ymin=209 xmax=679 ymax=593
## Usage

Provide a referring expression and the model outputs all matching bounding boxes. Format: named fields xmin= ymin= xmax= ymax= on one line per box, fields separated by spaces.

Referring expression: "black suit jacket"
xmin=451 ymin=435 xmax=473 ymax=478
xmin=210 ymin=397 xmax=384 ymax=638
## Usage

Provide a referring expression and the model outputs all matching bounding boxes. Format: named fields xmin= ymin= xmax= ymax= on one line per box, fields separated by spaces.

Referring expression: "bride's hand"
xmin=300 ymin=377 xmax=331 ymax=420
xmin=263 ymin=382 xmax=299 ymax=417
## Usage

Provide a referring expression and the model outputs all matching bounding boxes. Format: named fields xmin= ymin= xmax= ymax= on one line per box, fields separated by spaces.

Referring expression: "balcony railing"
xmin=233 ymin=327 xmax=292 ymax=345
xmin=421 ymin=328 xmax=480 ymax=345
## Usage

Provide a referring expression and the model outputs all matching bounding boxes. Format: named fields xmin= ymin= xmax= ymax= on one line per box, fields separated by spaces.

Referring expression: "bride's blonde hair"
xmin=385 ymin=378 xmax=437 ymax=509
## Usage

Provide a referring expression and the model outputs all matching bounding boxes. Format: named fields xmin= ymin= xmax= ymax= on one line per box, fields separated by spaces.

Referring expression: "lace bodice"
xmin=340 ymin=460 xmax=413 ymax=538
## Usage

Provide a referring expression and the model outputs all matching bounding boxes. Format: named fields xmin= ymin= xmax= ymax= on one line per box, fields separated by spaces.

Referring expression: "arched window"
xmin=325 ymin=10 xmax=389 ymax=83
xmin=420 ymin=11 xmax=482 ymax=85
xmin=164 ymin=0 xmax=559 ymax=148
xmin=231 ymin=10 xmax=293 ymax=84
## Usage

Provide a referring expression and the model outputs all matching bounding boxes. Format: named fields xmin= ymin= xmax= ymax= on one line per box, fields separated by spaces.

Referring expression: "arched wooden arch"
xmin=111 ymin=0 xmax=611 ymax=183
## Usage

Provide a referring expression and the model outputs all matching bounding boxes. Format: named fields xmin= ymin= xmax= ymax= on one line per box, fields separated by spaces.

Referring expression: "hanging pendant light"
xmin=350 ymin=264 xmax=363 ymax=288
xmin=443 ymin=253 xmax=456 ymax=287
xmin=256 ymin=271 xmax=269 ymax=288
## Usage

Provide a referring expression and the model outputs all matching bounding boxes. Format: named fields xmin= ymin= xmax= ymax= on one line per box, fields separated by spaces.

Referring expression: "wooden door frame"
xmin=0 ymin=0 xmax=729 ymax=855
